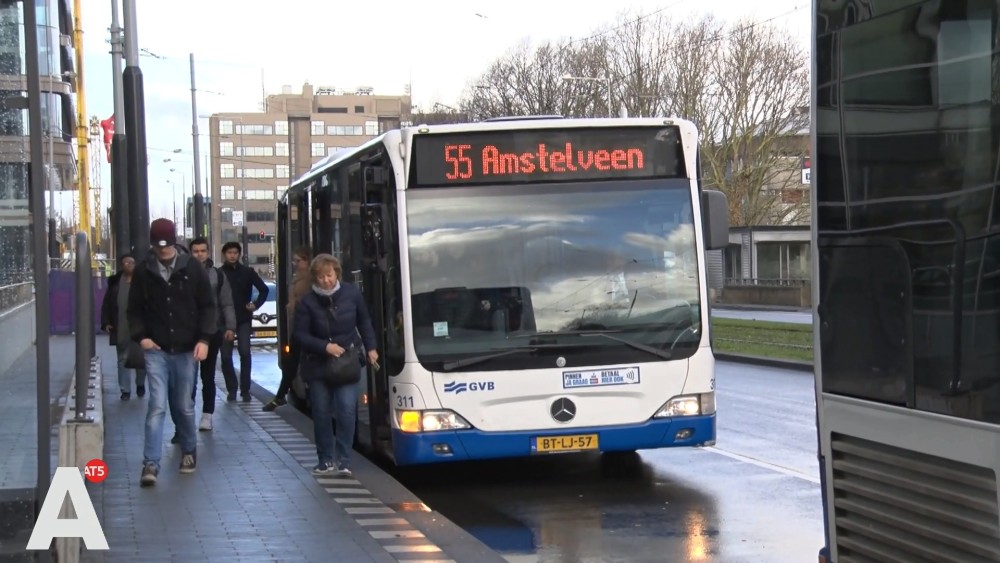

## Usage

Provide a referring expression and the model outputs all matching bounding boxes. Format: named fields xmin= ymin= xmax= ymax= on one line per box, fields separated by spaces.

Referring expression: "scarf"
xmin=312 ymin=281 xmax=341 ymax=297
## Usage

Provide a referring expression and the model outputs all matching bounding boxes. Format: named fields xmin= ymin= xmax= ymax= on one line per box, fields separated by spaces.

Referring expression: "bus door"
xmin=359 ymin=159 xmax=394 ymax=451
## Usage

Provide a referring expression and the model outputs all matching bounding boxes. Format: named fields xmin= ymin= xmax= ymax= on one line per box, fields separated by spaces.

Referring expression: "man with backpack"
xmin=188 ymin=237 xmax=236 ymax=431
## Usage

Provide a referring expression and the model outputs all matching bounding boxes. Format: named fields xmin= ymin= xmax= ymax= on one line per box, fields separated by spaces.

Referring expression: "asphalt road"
xmin=252 ymin=350 xmax=824 ymax=562
xmin=711 ymin=308 xmax=813 ymax=325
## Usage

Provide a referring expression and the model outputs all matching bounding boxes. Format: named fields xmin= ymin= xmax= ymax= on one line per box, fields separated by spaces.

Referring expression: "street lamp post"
xmin=561 ymin=74 xmax=612 ymax=117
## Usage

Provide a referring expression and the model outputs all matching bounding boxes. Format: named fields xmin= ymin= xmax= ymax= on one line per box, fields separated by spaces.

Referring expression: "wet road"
xmin=252 ymin=350 xmax=823 ymax=562
xmin=711 ymin=308 xmax=812 ymax=325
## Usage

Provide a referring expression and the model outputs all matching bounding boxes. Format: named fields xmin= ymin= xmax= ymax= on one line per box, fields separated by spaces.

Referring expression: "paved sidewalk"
xmin=84 ymin=355 xmax=464 ymax=562
xmin=0 ymin=335 xmax=85 ymax=560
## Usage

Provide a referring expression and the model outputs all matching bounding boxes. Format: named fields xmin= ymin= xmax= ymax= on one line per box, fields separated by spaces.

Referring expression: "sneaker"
xmin=136 ymin=385 xmax=145 ymax=398
xmin=179 ymin=453 xmax=196 ymax=474
xmin=199 ymin=413 xmax=213 ymax=431
xmin=241 ymin=394 xmax=252 ymax=403
xmin=262 ymin=397 xmax=286 ymax=412
xmin=227 ymin=392 xmax=236 ymax=402
xmin=120 ymin=391 xmax=130 ymax=400
xmin=337 ymin=464 xmax=352 ymax=477
xmin=312 ymin=462 xmax=335 ymax=475
xmin=140 ymin=463 xmax=158 ymax=486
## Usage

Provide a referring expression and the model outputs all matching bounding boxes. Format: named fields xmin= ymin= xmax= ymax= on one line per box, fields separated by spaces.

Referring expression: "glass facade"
xmin=816 ymin=0 xmax=1000 ymax=423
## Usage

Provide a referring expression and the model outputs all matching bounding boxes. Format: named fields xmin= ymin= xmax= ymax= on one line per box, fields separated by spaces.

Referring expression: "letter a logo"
xmin=26 ymin=467 xmax=109 ymax=550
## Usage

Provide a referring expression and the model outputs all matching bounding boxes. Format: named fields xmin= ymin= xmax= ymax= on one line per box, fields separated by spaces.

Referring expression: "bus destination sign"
xmin=411 ymin=126 xmax=684 ymax=187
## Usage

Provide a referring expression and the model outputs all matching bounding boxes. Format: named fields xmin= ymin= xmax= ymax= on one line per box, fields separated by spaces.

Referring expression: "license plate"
xmin=534 ymin=434 xmax=599 ymax=453
xmin=254 ymin=330 xmax=277 ymax=338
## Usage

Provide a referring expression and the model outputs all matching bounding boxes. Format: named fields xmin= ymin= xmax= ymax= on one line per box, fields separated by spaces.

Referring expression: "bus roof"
xmin=283 ymin=116 xmax=695 ymax=199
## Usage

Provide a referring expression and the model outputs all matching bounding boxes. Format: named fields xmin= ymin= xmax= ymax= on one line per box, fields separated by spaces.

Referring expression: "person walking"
xmin=263 ymin=246 xmax=313 ymax=411
xmin=219 ymin=241 xmax=269 ymax=402
xmin=128 ymin=218 xmax=216 ymax=486
xmin=100 ymin=253 xmax=146 ymax=400
xmin=188 ymin=237 xmax=236 ymax=431
xmin=292 ymin=254 xmax=378 ymax=476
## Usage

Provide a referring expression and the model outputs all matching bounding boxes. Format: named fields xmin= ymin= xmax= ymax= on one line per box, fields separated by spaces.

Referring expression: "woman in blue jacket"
xmin=293 ymin=253 xmax=378 ymax=475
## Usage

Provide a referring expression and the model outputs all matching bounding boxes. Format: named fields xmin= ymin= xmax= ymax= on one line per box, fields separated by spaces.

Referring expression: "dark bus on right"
xmin=812 ymin=0 xmax=1000 ymax=560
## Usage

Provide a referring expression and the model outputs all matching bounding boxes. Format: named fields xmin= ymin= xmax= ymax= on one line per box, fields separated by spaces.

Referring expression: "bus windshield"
xmin=406 ymin=179 xmax=702 ymax=372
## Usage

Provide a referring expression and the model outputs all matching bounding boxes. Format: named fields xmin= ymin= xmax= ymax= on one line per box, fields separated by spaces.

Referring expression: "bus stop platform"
xmin=81 ymin=343 xmax=504 ymax=562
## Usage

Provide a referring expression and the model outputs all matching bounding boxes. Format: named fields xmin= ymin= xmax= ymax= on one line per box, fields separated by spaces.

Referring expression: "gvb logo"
xmin=443 ymin=381 xmax=495 ymax=394
xmin=26 ymin=459 xmax=109 ymax=551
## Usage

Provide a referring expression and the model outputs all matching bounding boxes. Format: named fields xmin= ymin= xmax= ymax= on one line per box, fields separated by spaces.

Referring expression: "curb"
xmin=715 ymin=352 xmax=813 ymax=373
xmin=246 ymin=379 xmax=507 ymax=563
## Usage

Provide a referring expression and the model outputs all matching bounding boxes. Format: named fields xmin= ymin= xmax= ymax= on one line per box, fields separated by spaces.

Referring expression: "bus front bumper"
xmin=391 ymin=413 xmax=715 ymax=466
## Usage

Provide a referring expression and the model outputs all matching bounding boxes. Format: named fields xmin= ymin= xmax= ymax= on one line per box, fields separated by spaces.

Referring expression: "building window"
xmin=220 ymin=185 xmax=236 ymax=200
xmin=237 ymin=168 xmax=275 ymax=179
xmin=276 ymin=185 xmax=288 ymax=198
xmin=275 ymin=120 xmax=288 ymax=135
xmin=218 ymin=120 xmax=233 ymax=135
xmin=236 ymin=123 xmax=274 ymax=135
xmin=219 ymin=141 xmax=233 ymax=156
xmin=242 ymin=190 xmax=274 ymax=200
xmin=237 ymin=146 xmax=275 ymax=157
xmin=311 ymin=120 xmax=324 ymax=135
xmin=328 ymin=125 xmax=364 ymax=136
xmin=364 ymin=120 xmax=378 ymax=136
xmin=354 ymin=105 xmax=365 ymax=113
xmin=220 ymin=163 xmax=234 ymax=178
xmin=276 ymin=165 xmax=289 ymax=178
xmin=311 ymin=142 xmax=325 ymax=157
xmin=275 ymin=142 xmax=289 ymax=156
xmin=246 ymin=211 xmax=276 ymax=222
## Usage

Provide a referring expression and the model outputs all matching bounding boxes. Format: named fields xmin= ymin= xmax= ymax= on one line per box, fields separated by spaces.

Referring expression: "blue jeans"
xmin=143 ymin=348 xmax=197 ymax=467
xmin=309 ymin=371 xmax=362 ymax=468
xmin=116 ymin=346 xmax=147 ymax=393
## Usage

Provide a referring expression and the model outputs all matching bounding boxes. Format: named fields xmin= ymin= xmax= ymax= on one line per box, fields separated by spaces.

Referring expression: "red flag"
xmin=100 ymin=116 xmax=114 ymax=163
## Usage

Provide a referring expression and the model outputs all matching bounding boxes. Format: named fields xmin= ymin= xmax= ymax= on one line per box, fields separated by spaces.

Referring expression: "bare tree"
xmin=457 ymin=13 xmax=810 ymax=226
xmin=459 ymin=38 xmax=610 ymax=119
xmin=702 ymin=20 xmax=810 ymax=226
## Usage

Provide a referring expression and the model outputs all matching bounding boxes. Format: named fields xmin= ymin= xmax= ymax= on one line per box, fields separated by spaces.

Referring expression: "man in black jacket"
xmin=219 ymin=241 xmax=269 ymax=402
xmin=128 ymin=219 xmax=216 ymax=487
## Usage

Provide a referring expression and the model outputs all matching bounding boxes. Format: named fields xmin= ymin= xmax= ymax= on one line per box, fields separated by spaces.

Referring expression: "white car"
xmin=250 ymin=280 xmax=278 ymax=342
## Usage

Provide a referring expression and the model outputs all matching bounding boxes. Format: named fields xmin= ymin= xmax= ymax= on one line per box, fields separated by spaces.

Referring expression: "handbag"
xmin=319 ymin=294 xmax=361 ymax=387
xmin=322 ymin=345 xmax=361 ymax=386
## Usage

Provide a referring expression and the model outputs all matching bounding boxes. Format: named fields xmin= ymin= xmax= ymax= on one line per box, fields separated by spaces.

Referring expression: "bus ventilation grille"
xmin=831 ymin=433 xmax=1000 ymax=562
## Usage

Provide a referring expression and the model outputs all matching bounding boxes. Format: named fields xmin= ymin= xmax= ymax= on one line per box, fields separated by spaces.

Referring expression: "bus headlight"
xmin=396 ymin=409 xmax=472 ymax=433
xmin=653 ymin=393 xmax=716 ymax=418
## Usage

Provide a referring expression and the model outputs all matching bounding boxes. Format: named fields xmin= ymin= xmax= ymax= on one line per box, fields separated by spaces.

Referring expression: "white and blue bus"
xmin=276 ymin=117 xmax=729 ymax=466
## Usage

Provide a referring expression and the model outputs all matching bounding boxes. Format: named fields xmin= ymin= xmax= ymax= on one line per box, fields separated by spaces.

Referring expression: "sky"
xmin=63 ymin=0 xmax=810 ymax=227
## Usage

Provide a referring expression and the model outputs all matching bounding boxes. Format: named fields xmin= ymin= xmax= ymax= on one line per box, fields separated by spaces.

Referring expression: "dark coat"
xmin=100 ymin=272 xmax=128 ymax=346
xmin=220 ymin=261 xmax=269 ymax=325
xmin=126 ymin=247 xmax=217 ymax=353
xmin=293 ymin=282 xmax=376 ymax=382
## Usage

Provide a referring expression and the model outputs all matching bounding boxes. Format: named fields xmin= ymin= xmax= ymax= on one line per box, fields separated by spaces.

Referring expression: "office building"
xmin=207 ymin=83 xmax=411 ymax=275
xmin=0 ymin=0 xmax=78 ymax=283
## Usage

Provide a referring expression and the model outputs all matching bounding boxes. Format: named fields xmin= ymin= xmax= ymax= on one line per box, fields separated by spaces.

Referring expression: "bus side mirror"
xmin=701 ymin=190 xmax=729 ymax=251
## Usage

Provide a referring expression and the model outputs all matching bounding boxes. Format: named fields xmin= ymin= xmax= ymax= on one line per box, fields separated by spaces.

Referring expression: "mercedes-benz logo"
xmin=550 ymin=398 xmax=576 ymax=423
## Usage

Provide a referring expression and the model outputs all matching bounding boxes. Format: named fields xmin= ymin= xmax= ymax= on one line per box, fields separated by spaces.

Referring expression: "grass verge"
xmin=710 ymin=317 xmax=813 ymax=363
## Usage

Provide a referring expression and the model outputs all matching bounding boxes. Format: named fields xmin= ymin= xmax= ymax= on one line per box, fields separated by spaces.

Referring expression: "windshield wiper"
xmin=515 ymin=330 xmax=672 ymax=361
xmin=440 ymin=347 xmax=538 ymax=371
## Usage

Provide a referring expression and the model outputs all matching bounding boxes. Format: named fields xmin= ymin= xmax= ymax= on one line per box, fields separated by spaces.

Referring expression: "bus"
xmin=812 ymin=0 xmax=1000 ymax=560
xmin=275 ymin=117 xmax=730 ymax=466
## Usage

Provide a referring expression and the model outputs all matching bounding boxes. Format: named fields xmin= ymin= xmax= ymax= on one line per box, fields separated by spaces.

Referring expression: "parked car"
xmin=250 ymin=280 xmax=277 ymax=342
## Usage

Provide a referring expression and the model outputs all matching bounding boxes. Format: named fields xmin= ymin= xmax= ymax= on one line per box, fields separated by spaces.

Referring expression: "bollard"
xmin=74 ymin=233 xmax=94 ymax=422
